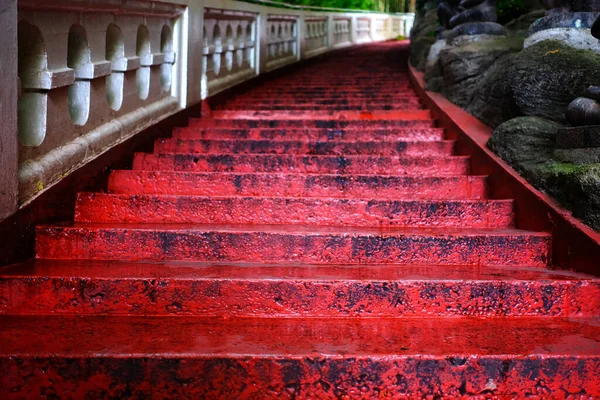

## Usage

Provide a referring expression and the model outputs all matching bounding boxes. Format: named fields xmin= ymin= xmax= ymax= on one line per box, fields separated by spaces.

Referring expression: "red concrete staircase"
xmin=1 ymin=42 xmax=599 ymax=398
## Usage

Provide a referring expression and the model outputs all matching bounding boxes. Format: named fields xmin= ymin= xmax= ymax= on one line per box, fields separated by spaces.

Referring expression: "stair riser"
xmin=225 ymin=99 xmax=421 ymax=105
xmin=210 ymin=110 xmax=432 ymax=121
xmin=234 ymin=96 xmax=420 ymax=101
xmin=172 ymin=128 xmax=445 ymax=141
xmin=239 ymin=89 xmax=416 ymax=94
xmin=75 ymin=194 xmax=514 ymax=228
xmin=218 ymin=105 xmax=424 ymax=111
xmin=108 ymin=172 xmax=487 ymax=199
xmin=2 ymin=357 xmax=598 ymax=398
xmin=241 ymin=86 xmax=416 ymax=91
xmin=189 ymin=119 xmax=434 ymax=129
xmin=154 ymin=139 xmax=454 ymax=157
xmin=2 ymin=278 xmax=596 ymax=317
xmin=35 ymin=228 xmax=550 ymax=266
xmin=132 ymin=154 xmax=470 ymax=175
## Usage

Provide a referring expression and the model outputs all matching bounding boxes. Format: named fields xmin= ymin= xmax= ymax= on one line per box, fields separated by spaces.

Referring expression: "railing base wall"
xmin=0 ymin=106 xmax=199 ymax=267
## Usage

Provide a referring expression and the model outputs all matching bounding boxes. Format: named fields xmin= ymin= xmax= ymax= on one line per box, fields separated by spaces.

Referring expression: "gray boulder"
xmin=438 ymin=36 xmax=521 ymax=107
xmin=509 ymin=40 xmax=600 ymax=123
xmin=488 ymin=117 xmax=600 ymax=231
xmin=465 ymin=52 xmax=520 ymax=127
xmin=541 ymin=163 xmax=600 ymax=230
xmin=504 ymin=10 xmax=546 ymax=37
xmin=410 ymin=4 xmax=441 ymax=70
xmin=487 ymin=117 xmax=565 ymax=174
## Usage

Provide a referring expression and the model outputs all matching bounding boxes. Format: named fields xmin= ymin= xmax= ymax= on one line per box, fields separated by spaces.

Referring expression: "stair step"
xmin=234 ymin=95 xmax=421 ymax=100
xmin=218 ymin=105 xmax=425 ymax=111
xmin=1 ymin=315 xmax=598 ymax=397
xmin=172 ymin=127 xmax=446 ymax=141
xmin=75 ymin=193 xmax=514 ymax=228
xmin=224 ymin=98 xmax=421 ymax=105
xmin=241 ymin=87 xmax=416 ymax=92
xmin=189 ymin=118 xmax=435 ymax=129
xmin=108 ymin=171 xmax=488 ymax=199
xmin=1 ymin=261 xmax=597 ymax=317
xmin=210 ymin=110 xmax=431 ymax=120
xmin=35 ymin=224 xmax=550 ymax=266
xmin=154 ymin=138 xmax=455 ymax=157
xmin=132 ymin=153 xmax=470 ymax=175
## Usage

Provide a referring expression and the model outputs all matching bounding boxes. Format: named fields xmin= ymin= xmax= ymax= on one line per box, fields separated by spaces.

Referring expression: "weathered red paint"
xmin=153 ymin=138 xmax=455 ymax=156
xmin=107 ymin=171 xmax=489 ymax=199
xmin=216 ymin=104 xmax=425 ymax=111
xmin=35 ymin=223 xmax=550 ymax=265
xmin=1 ymin=41 xmax=598 ymax=397
xmin=132 ymin=153 xmax=470 ymax=175
xmin=172 ymin=127 xmax=446 ymax=141
xmin=210 ymin=110 xmax=433 ymax=121
xmin=187 ymin=117 xmax=435 ymax=129
xmin=75 ymin=193 xmax=514 ymax=228
xmin=2 ymin=261 xmax=599 ymax=317
xmin=0 ymin=315 xmax=599 ymax=398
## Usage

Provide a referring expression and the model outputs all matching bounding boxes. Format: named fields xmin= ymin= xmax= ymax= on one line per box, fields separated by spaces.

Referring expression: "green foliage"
xmin=243 ymin=0 xmax=410 ymax=12
xmin=496 ymin=0 xmax=530 ymax=24
xmin=281 ymin=0 xmax=376 ymax=9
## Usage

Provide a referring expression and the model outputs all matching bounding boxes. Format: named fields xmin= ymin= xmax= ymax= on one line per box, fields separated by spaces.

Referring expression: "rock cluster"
xmin=410 ymin=0 xmax=600 ymax=230
xmin=565 ymin=17 xmax=600 ymax=126
xmin=525 ymin=0 xmax=600 ymax=51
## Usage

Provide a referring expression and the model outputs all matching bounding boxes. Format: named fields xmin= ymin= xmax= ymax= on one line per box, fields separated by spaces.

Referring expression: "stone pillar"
xmin=350 ymin=16 xmax=358 ymax=44
xmin=185 ymin=0 xmax=205 ymax=107
xmin=258 ymin=10 xmax=269 ymax=75
xmin=327 ymin=15 xmax=334 ymax=49
xmin=370 ymin=16 xmax=377 ymax=41
xmin=0 ymin=0 xmax=18 ymax=221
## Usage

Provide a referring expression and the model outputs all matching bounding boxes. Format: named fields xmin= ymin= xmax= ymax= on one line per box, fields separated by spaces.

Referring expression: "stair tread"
xmin=159 ymin=138 xmax=455 ymax=144
xmin=209 ymin=110 xmax=432 ymax=120
xmin=0 ymin=314 xmax=598 ymax=357
xmin=2 ymin=259 xmax=596 ymax=281
xmin=40 ymin=222 xmax=548 ymax=236
xmin=80 ymin=192 xmax=510 ymax=203
xmin=112 ymin=170 xmax=481 ymax=179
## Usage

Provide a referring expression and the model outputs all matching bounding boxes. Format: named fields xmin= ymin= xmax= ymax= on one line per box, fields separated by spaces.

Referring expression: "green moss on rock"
xmin=538 ymin=163 xmax=600 ymax=230
xmin=488 ymin=117 xmax=600 ymax=230
xmin=509 ymin=41 xmax=600 ymax=123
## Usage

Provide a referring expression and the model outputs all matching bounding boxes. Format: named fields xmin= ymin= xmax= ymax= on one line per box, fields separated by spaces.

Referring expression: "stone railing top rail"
xmin=17 ymin=0 xmax=187 ymax=16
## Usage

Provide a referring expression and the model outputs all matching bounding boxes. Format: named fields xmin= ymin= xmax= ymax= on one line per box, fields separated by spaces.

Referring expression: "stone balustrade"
xmin=1 ymin=0 xmax=414 ymax=219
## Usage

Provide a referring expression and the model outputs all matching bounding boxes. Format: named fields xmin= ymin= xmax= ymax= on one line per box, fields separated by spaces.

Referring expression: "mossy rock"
xmin=410 ymin=36 xmax=437 ymax=70
xmin=538 ymin=163 xmax=600 ymax=230
xmin=410 ymin=6 xmax=440 ymax=70
xmin=465 ymin=50 xmax=520 ymax=127
xmin=509 ymin=41 xmax=600 ymax=123
xmin=439 ymin=36 xmax=523 ymax=107
xmin=487 ymin=116 xmax=564 ymax=179
xmin=488 ymin=116 xmax=600 ymax=231
xmin=504 ymin=10 xmax=545 ymax=37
